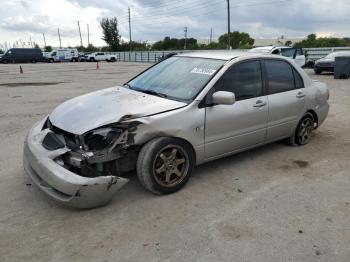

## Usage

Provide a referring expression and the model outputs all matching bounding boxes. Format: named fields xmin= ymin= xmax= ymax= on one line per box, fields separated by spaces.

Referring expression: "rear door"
xmin=96 ymin=52 xmax=105 ymax=61
xmin=264 ymin=59 xmax=306 ymax=141
xmin=204 ymin=60 xmax=268 ymax=159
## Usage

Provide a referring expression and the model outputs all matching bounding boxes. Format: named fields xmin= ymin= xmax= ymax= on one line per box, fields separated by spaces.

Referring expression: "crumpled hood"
xmin=49 ymin=86 xmax=187 ymax=135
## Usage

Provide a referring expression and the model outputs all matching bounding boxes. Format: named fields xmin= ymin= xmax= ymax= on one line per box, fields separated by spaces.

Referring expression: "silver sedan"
xmin=23 ymin=51 xmax=330 ymax=208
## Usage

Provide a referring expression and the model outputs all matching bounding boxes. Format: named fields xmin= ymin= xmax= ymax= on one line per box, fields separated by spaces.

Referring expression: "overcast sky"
xmin=1 ymin=0 xmax=349 ymax=48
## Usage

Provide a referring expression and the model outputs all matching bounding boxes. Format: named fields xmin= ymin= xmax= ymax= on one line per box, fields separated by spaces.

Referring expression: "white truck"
xmin=86 ymin=52 xmax=117 ymax=62
xmin=249 ymin=46 xmax=306 ymax=67
xmin=47 ymin=48 xmax=79 ymax=63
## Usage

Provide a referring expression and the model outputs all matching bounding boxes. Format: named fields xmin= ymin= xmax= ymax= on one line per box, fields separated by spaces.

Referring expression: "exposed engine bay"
xmin=41 ymin=118 xmax=140 ymax=178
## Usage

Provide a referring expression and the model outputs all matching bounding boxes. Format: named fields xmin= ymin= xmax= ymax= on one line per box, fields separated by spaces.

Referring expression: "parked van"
xmin=46 ymin=48 xmax=79 ymax=63
xmin=0 ymin=48 xmax=43 ymax=64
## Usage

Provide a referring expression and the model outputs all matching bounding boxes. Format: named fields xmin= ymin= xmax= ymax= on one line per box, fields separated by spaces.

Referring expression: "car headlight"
xmin=84 ymin=127 xmax=123 ymax=151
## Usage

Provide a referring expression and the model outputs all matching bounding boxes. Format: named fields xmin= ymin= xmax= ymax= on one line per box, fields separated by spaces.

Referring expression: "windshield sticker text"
xmin=190 ymin=67 xmax=216 ymax=75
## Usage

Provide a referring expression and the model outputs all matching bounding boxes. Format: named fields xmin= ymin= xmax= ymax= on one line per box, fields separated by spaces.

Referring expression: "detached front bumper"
xmin=23 ymin=119 xmax=129 ymax=208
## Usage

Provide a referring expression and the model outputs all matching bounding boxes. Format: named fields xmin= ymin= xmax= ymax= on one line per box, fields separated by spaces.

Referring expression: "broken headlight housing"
xmin=84 ymin=127 xmax=123 ymax=151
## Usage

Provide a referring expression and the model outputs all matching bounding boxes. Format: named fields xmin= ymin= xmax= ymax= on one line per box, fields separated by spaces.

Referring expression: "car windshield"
xmin=127 ymin=56 xmax=225 ymax=101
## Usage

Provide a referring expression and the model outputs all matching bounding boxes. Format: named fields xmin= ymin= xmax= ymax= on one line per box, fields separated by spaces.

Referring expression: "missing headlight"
xmin=84 ymin=127 xmax=123 ymax=151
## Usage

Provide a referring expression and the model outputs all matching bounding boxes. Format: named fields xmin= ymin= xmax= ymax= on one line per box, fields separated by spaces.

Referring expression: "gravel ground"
xmin=0 ymin=62 xmax=349 ymax=262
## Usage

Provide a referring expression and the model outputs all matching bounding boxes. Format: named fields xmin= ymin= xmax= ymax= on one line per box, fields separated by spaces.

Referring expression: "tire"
xmin=31 ymin=59 xmax=37 ymax=63
xmin=111 ymin=57 xmax=116 ymax=62
xmin=286 ymin=113 xmax=315 ymax=146
xmin=2 ymin=59 xmax=8 ymax=64
xmin=137 ymin=137 xmax=194 ymax=195
xmin=49 ymin=58 xmax=54 ymax=63
xmin=314 ymin=69 xmax=322 ymax=75
xmin=89 ymin=57 xmax=95 ymax=62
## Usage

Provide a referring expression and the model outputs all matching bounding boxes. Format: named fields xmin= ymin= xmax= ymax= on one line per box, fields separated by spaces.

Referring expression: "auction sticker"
xmin=190 ymin=67 xmax=216 ymax=75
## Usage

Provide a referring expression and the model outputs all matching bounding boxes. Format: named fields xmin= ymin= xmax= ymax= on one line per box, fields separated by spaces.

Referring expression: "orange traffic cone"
xmin=20 ymin=65 xmax=23 ymax=74
xmin=96 ymin=61 xmax=100 ymax=70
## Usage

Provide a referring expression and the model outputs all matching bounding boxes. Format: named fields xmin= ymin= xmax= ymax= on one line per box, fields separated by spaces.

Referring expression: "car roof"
xmin=176 ymin=50 xmax=289 ymax=61
xmin=176 ymin=51 xmax=262 ymax=61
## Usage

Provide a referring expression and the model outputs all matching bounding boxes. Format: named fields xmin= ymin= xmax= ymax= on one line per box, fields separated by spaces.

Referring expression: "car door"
xmin=264 ymin=59 xmax=306 ymax=141
xmin=204 ymin=60 xmax=268 ymax=159
xmin=294 ymin=48 xmax=306 ymax=67
xmin=97 ymin=52 xmax=105 ymax=61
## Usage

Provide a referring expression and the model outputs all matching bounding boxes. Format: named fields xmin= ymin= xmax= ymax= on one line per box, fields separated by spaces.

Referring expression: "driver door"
xmin=204 ymin=60 xmax=268 ymax=159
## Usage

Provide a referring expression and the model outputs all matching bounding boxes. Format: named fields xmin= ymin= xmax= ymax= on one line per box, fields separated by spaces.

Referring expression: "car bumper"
xmin=23 ymin=119 xmax=129 ymax=208
xmin=315 ymin=102 xmax=330 ymax=127
xmin=314 ymin=64 xmax=334 ymax=72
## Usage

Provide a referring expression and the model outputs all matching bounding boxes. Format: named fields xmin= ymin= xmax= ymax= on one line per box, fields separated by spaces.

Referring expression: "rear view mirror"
xmin=212 ymin=91 xmax=236 ymax=105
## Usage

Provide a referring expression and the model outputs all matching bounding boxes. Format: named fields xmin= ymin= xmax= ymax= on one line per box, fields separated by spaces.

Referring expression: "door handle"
xmin=296 ymin=91 xmax=306 ymax=98
xmin=253 ymin=100 xmax=267 ymax=107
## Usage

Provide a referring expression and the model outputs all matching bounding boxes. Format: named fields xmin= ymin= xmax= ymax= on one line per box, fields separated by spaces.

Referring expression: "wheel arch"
xmin=306 ymin=109 xmax=319 ymax=128
xmin=139 ymin=135 xmax=197 ymax=164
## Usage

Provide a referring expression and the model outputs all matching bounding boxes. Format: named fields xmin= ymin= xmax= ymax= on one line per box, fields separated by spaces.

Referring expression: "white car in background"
xmin=250 ymin=46 xmax=306 ymax=67
xmin=86 ymin=52 xmax=117 ymax=62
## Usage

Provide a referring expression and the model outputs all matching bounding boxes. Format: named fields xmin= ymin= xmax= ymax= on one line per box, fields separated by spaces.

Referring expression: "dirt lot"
xmin=0 ymin=62 xmax=349 ymax=262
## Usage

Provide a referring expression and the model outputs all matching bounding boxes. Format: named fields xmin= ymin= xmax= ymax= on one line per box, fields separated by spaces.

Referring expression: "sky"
xmin=0 ymin=0 xmax=349 ymax=49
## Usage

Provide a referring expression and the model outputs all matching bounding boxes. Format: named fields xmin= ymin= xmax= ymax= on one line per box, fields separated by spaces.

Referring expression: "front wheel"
xmin=137 ymin=137 xmax=194 ymax=194
xmin=287 ymin=113 xmax=315 ymax=146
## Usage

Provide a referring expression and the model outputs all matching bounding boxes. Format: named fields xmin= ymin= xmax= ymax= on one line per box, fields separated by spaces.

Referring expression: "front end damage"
xmin=23 ymin=117 xmax=139 ymax=208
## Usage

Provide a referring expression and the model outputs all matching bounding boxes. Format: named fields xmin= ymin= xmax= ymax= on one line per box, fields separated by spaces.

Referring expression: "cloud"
xmin=0 ymin=0 xmax=349 ymax=48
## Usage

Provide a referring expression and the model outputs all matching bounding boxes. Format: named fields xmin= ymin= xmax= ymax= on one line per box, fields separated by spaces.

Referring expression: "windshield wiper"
xmin=140 ymin=89 xmax=168 ymax=98
xmin=123 ymin=83 xmax=132 ymax=89
xmin=125 ymin=84 xmax=168 ymax=98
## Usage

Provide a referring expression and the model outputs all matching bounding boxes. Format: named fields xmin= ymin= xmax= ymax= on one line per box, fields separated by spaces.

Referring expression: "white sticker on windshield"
xmin=190 ymin=67 xmax=216 ymax=75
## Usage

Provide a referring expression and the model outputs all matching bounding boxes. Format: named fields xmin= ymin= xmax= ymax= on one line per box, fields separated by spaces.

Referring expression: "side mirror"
xmin=212 ymin=91 xmax=236 ymax=105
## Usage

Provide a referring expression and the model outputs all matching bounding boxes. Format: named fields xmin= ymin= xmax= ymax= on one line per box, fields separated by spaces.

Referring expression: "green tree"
xmin=85 ymin=44 xmax=99 ymax=52
xmin=44 ymin=46 xmax=52 ymax=52
xmin=293 ymin=33 xmax=348 ymax=48
xmin=34 ymin=43 xmax=40 ymax=48
xmin=100 ymin=17 xmax=121 ymax=51
xmin=218 ymin=31 xmax=254 ymax=49
xmin=151 ymin=37 xmax=198 ymax=50
xmin=285 ymin=40 xmax=292 ymax=46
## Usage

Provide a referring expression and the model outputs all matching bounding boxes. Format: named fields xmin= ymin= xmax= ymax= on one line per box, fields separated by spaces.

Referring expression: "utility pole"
xmin=184 ymin=27 xmax=188 ymax=50
xmin=128 ymin=7 xmax=132 ymax=51
xmin=42 ymin=33 xmax=46 ymax=47
xmin=57 ymin=28 xmax=62 ymax=48
xmin=78 ymin=21 xmax=83 ymax=47
xmin=226 ymin=0 xmax=231 ymax=49
xmin=209 ymin=28 xmax=213 ymax=44
xmin=87 ymin=24 xmax=90 ymax=46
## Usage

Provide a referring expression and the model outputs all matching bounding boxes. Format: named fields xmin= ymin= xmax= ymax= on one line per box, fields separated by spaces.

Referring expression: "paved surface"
xmin=0 ymin=62 xmax=349 ymax=262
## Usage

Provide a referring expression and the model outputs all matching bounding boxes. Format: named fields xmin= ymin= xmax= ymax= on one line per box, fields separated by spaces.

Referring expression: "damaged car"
xmin=23 ymin=51 xmax=330 ymax=208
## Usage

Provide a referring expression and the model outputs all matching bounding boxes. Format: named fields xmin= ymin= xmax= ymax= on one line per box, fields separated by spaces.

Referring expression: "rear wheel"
xmin=137 ymin=137 xmax=194 ymax=194
xmin=30 ymin=58 xmax=37 ymax=63
xmin=2 ymin=59 xmax=8 ymax=64
xmin=287 ymin=113 xmax=315 ymax=146
xmin=49 ymin=58 xmax=54 ymax=63
xmin=89 ymin=57 xmax=95 ymax=62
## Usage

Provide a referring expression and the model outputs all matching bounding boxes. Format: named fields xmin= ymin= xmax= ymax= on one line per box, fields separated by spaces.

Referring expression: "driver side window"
xmin=214 ymin=60 xmax=263 ymax=101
